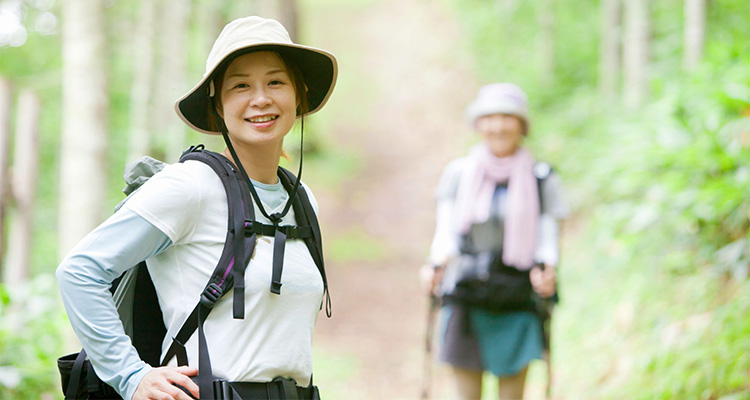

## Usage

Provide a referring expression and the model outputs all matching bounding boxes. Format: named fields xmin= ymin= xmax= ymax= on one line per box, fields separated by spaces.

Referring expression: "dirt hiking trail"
xmin=304 ymin=0 xmax=477 ymax=398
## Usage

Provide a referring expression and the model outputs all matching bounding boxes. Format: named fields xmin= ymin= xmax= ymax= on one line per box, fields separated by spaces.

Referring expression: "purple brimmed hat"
xmin=174 ymin=16 xmax=338 ymax=135
xmin=465 ymin=83 xmax=530 ymax=134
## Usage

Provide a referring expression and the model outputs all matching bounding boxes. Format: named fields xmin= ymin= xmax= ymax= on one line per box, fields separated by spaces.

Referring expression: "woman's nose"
xmin=249 ymin=89 xmax=272 ymax=107
xmin=491 ymin=118 xmax=506 ymax=132
xmin=495 ymin=116 xmax=514 ymax=132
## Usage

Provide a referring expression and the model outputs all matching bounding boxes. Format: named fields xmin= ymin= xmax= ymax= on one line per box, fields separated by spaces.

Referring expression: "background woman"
xmin=57 ymin=16 xmax=337 ymax=400
xmin=422 ymin=83 xmax=567 ymax=400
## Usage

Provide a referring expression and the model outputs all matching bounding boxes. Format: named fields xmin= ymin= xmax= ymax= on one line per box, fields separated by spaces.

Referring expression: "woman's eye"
xmin=233 ymin=83 xmax=249 ymax=89
xmin=269 ymin=80 xmax=284 ymax=86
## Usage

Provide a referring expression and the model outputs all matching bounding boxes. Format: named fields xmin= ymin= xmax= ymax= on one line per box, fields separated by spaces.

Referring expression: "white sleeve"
xmin=427 ymin=159 xmax=466 ymax=266
xmin=122 ymin=161 xmax=208 ymax=244
xmin=56 ymin=209 xmax=172 ymax=400
xmin=428 ymin=197 xmax=460 ymax=266
xmin=534 ymin=214 xmax=559 ymax=266
xmin=534 ymin=171 xmax=567 ymax=266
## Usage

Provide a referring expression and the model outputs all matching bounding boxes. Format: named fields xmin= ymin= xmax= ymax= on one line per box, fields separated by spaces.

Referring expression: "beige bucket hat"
xmin=465 ymin=83 xmax=530 ymax=134
xmin=175 ymin=16 xmax=338 ymax=135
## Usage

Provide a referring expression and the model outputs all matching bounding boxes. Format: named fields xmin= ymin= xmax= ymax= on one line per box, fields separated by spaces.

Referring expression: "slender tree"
xmin=0 ymin=78 xmax=11 ymax=276
xmin=622 ymin=0 xmax=650 ymax=108
xmin=537 ymin=0 xmax=556 ymax=84
xmin=4 ymin=90 xmax=39 ymax=285
xmin=683 ymin=0 xmax=706 ymax=71
xmin=197 ymin=0 xmax=228 ymax=56
xmin=599 ymin=0 xmax=621 ymax=100
xmin=58 ymin=0 xmax=108 ymax=258
xmin=153 ymin=0 xmax=191 ymax=161
xmin=127 ymin=0 xmax=157 ymax=162
xmin=256 ymin=0 xmax=281 ymax=22
xmin=279 ymin=0 xmax=299 ymax=42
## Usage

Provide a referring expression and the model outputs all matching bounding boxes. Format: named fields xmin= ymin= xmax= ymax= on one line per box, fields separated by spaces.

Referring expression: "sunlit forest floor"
xmin=304 ymin=0 xmax=474 ymax=398
xmin=295 ymin=0 xmax=750 ymax=399
xmin=303 ymin=0 xmax=550 ymax=398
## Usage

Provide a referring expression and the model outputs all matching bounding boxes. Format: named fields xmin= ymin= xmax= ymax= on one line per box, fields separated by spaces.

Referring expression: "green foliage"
xmin=447 ymin=0 xmax=750 ymax=397
xmin=0 ymin=274 xmax=67 ymax=399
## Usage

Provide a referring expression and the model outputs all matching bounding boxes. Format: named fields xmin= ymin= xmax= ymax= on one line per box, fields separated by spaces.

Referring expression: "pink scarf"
xmin=454 ymin=144 xmax=539 ymax=269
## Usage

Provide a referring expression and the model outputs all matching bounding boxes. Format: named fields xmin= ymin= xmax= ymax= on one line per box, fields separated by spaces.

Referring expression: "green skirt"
xmin=439 ymin=305 xmax=543 ymax=377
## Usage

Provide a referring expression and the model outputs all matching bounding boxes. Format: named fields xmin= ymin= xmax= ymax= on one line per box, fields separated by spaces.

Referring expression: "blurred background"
xmin=0 ymin=0 xmax=748 ymax=398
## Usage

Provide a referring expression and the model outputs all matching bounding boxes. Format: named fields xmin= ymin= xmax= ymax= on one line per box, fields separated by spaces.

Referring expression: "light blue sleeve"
xmin=56 ymin=208 xmax=172 ymax=400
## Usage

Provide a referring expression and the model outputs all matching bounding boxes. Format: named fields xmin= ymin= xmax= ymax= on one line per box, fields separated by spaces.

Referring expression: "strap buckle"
xmin=272 ymin=377 xmax=299 ymax=400
xmin=200 ymin=283 xmax=223 ymax=308
xmin=212 ymin=379 xmax=234 ymax=400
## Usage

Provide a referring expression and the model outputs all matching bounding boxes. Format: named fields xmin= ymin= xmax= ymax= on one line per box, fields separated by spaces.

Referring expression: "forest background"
xmin=0 ymin=0 xmax=748 ymax=399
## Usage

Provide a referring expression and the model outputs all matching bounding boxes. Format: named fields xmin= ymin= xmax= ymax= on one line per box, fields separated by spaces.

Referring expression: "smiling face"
xmin=476 ymin=113 xmax=525 ymax=157
xmin=218 ymin=51 xmax=298 ymax=150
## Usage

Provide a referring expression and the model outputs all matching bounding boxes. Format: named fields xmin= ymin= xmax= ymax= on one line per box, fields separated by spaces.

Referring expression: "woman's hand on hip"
xmin=133 ymin=365 xmax=199 ymax=400
xmin=530 ymin=264 xmax=556 ymax=298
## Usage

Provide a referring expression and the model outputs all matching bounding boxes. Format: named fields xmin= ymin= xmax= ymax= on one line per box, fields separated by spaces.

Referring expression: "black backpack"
xmin=57 ymin=145 xmax=329 ymax=399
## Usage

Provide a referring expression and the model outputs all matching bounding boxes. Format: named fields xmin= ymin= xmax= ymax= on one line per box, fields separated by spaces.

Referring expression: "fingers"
xmin=530 ymin=267 xmax=543 ymax=286
xmin=162 ymin=383 xmax=194 ymax=400
xmin=420 ymin=264 xmax=439 ymax=295
xmin=530 ymin=266 xmax=556 ymax=298
xmin=175 ymin=366 xmax=198 ymax=376
xmin=171 ymin=367 xmax=200 ymax=399
xmin=133 ymin=366 xmax=200 ymax=400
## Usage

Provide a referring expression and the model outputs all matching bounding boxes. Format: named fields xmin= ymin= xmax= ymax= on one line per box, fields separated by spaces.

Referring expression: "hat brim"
xmin=466 ymin=100 xmax=529 ymax=134
xmin=175 ymin=43 xmax=338 ymax=135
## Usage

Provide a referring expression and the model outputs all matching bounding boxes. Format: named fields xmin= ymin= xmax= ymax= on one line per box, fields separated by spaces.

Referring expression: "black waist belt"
xmin=186 ymin=378 xmax=319 ymax=400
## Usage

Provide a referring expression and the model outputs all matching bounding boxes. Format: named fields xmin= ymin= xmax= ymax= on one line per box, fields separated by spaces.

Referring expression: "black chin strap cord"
xmin=221 ymin=120 xmax=304 ymax=225
xmin=211 ymin=98 xmax=305 ymax=297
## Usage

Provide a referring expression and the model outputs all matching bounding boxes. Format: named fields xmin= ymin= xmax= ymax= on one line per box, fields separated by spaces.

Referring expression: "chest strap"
xmin=245 ymin=220 xmax=313 ymax=240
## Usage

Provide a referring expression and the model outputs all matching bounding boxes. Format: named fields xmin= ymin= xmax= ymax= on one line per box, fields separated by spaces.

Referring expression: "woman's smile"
xmin=245 ymin=113 xmax=280 ymax=129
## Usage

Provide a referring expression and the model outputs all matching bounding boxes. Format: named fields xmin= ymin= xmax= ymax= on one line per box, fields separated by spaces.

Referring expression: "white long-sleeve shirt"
xmin=57 ymin=160 xmax=323 ymax=399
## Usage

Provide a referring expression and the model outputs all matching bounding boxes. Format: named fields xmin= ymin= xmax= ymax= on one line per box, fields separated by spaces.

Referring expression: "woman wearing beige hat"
xmin=421 ymin=83 xmax=567 ymax=399
xmin=57 ymin=16 xmax=336 ymax=400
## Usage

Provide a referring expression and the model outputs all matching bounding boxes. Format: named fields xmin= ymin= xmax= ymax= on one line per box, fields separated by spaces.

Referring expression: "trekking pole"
xmin=419 ymin=293 xmax=440 ymax=400
xmin=544 ymin=302 xmax=553 ymax=399
xmin=534 ymin=263 xmax=555 ymax=399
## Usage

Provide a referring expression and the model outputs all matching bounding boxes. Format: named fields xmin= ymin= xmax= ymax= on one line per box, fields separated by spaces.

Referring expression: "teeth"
xmin=247 ymin=115 xmax=278 ymax=123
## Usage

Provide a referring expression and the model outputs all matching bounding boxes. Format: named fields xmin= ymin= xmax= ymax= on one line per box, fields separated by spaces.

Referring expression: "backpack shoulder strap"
xmin=160 ymin=145 xmax=257 ymax=366
xmin=534 ymin=161 xmax=554 ymax=207
xmin=277 ymin=166 xmax=331 ymax=317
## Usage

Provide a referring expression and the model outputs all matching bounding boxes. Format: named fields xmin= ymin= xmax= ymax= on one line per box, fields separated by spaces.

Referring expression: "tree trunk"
xmin=257 ymin=0 xmax=281 ymax=23
xmin=683 ymin=0 xmax=706 ymax=71
xmin=623 ymin=0 xmax=650 ymax=108
xmin=4 ymin=90 xmax=39 ymax=285
xmin=197 ymin=0 xmax=227 ymax=56
xmin=537 ymin=0 xmax=556 ymax=84
xmin=599 ymin=0 xmax=621 ymax=100
xmin=59 ymin=0 xmax=108 ymax=258
xmin=127 ymin=0 xmax=157 ymax=162
xmin=279 ymin=0 xmax=299 ymax=41
xmin=0 ymin=78 xmax=11 ymax=278
xmin=154 ymin=0 xmax=191 ymax=161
